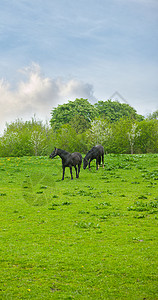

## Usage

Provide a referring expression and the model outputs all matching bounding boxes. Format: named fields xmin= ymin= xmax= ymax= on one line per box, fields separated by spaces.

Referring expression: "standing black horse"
xmin=49 ymin=148 xmax=82 ymax=180
xmin=83 ymin=145 xmax=104 ymax=170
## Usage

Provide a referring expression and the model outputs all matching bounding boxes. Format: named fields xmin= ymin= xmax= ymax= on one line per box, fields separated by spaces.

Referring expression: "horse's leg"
xmin=77 ymin=163 xmax=81 ymax=178
xmin=102 ymin=154 xmax=104 ymax=168
xmin=62 ymin=166 xmax=65 ymax=180
xmin=78 ymin=164 xmax=81 ymax=178
xmin=88 ymin=160 xmax=91 ymax=171
xmin=96 ymin=158 xmax=99 ymax=170
xmin=74 ymin=165 xmax=78 ymax=178
xmin=70 ymin=166 xmax=73 ymax=180
xmin=98 ymin=156 xmax=101 ymax=168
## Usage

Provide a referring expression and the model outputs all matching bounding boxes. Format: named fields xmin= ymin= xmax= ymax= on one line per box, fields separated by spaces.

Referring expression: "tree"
xmin=69 ymin=115 xmax=91 ymax=133
xmin=0 ymin=120 xmax=32 ymax=156
xmin=88 ymin=118 xmax=112 ymax=151
xmin=136 ymin=119 xmax=158 ymax=153
xmin=50 ymin=98 xmax=98 ymax=130
xmin=147 ymin=109 xmax=158 ymax=120
xmin=52 ymin=124 xmax=89 ymax=153
xmin=31 ymin=130 xmax=47 ymax=156
xmin=110 ymin=118 xmax=133 ymax=153
xmin=127 ymin=123 xmax=141 ymax=154
xmin=0 ymin=117 xmax=52 ymax=157
xmin=94 ymin=100 xmax=144 ymax=122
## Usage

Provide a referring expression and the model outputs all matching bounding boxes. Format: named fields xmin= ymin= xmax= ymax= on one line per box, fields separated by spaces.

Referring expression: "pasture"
xmin=0 ymin=154 xmax=158 ymax=299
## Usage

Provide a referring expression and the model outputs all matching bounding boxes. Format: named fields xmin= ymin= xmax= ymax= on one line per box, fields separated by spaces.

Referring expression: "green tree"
xmin=147 ymin=109 xmax=158 ymax=120
xmin=52 ymin=124 xmax=89 ymax=153
xmin=110 ymin=118 xmax=133 ymax=153
xmin=0 ymin=120 xmax=32 ymax=156
xmin=69 ymin=115 xmax=91 ymax=133
xmin=0 ymin=118 xmax=52 ymax=157
xmin=136 ymin=119 xmax=158 ymax=153
xmin=50 ymin=98 xmax=98 ymax=130
xmin=53 ymin=124 xmax=77 ymax=152
xmin=94 ymin=100 xmax=144 ymax=122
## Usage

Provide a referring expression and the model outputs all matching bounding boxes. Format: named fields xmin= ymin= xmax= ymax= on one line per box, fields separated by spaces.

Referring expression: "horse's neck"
xmin=57 ymin=149 xmax=69 ymax=160
xmin=86 ymin=151 xmax=92 ymax=160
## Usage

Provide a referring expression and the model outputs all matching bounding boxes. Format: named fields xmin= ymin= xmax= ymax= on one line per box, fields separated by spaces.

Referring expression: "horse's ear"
xmin=54 ymin=147 xmax=58 ymax=154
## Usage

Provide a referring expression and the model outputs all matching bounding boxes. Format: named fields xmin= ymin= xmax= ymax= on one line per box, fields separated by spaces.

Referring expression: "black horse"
xmin=49 ymin=148 xmax=82 ymax=180
xmin=83 ymin=145 xmax=104 ymax=170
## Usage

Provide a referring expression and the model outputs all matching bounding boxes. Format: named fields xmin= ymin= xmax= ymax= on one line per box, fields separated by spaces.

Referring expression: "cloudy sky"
xmin=0 ymin=0 xmax=158 ymax=134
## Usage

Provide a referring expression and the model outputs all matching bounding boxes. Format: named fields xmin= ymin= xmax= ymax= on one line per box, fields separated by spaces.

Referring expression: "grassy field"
xmin=0 ymin=153 xmax=158 ymax=299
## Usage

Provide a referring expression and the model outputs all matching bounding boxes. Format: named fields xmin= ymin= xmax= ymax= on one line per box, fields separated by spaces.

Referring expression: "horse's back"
xmin=90 ymin=145 xmax=104 ymax=157
xmin=71 ymin=152 xmax=82 ymax=165
xmin=96 ymin=145 xmax=104 ymax=155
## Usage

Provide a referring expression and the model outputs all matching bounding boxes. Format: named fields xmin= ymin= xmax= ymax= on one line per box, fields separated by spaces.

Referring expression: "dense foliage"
xmin=0 ymin=118 xmax=53 ymax=157
xmin=94 ymin=99 xmax=144 ymax=122
xmin=50 ymin=98 xmax=98 ymax=129
xmin=0 ymin=99 xmax=158 ymax=156
xmin=148 ymin=109 xmax=158 ymax=120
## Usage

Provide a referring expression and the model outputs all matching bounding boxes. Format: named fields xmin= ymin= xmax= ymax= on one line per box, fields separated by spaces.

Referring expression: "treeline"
xmin=0 ymin=98 xmax=158 ymax=157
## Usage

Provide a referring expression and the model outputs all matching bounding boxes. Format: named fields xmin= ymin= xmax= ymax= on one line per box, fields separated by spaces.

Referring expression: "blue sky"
xmin=0 ymin=0 xmax=158 ymax=133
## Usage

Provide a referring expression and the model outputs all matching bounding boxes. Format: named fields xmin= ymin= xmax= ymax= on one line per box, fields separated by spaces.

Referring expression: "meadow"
xmin=0 ymin=153 xmax=158 ymax=299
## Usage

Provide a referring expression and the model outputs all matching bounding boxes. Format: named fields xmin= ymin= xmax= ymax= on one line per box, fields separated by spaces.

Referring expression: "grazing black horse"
xmin=49 ymin=148 xmax=82 ymax=180
xmin=83 ymin=145 xmax=104 ymax=170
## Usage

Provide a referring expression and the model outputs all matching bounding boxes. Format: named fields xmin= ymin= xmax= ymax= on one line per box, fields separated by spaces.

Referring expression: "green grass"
xmin=0 ymin=154 xmax=158 ymax=299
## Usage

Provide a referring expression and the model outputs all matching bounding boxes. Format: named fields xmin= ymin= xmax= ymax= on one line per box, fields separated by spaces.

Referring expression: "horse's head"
xmin=83 ymin=157 xmax=88 ymax=169
xmin=49 ymin=147 xmax=58 ymax=159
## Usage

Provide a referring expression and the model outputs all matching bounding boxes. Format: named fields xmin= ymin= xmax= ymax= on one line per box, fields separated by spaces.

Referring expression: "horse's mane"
xmin=85 ymin=146 xmax=96 ymax=159
xmin=58 ymin=149 xmax=70 ymax=155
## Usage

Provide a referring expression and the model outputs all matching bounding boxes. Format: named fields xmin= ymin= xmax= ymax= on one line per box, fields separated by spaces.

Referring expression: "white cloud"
xmin=0 ymin=63 xmax=96 ymax=134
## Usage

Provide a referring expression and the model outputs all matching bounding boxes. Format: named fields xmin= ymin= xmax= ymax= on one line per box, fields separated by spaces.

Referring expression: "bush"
xmin=0 ymin=118 xmax=53 ymax=157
